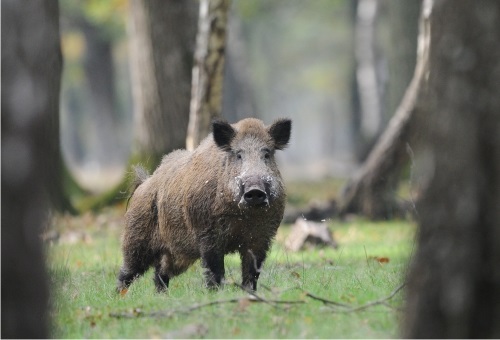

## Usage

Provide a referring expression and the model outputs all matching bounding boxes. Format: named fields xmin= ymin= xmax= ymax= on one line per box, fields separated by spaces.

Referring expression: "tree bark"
xmin=128 ymin=0 xmax=198 ymax=169
xmin=404 ymin=0 xmax=500 ymax=337
xmin=339 ymin=1 xmax=426 ymax=220
xmin=186 ymin=0 xmax=231 ymax=150
xmin=1 ymin=0 xmax=64 ymax=336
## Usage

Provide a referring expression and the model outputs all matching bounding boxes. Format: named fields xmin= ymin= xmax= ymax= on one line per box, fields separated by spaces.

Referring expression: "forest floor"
xmin=45 ymin=178 xmax=416 ymax=338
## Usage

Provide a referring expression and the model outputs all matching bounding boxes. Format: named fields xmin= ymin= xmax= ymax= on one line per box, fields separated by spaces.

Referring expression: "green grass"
xmin=47 ymin=212 xmax=416 ymax=339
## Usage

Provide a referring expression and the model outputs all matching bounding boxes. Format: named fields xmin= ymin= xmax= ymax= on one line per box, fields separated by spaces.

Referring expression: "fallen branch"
xmin=110 ymin=295 xmax=304 ymax=319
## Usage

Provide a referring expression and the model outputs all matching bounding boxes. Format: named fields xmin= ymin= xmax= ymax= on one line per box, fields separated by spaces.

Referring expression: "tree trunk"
xmin=2 ymin=1 xmax=73 ymax=214
xmin=404 ymin=0 xmax=500 ymax=337
xmin=340 ymin=1 xmax=423 ymax=219
xmin=1 ymin=0 xmax=64 ymax=336
xmin=186 ymin=0 xmax=231 ymax=151
xmin=128 ymin=0 xmax=198 ymax=169
xmin=79 ymin=18 xmax=121 ymax=165
xmin=353 ymin=0 xmax=383 ymax=161
xmin=79 ymin=0 xmax=198 ymax=211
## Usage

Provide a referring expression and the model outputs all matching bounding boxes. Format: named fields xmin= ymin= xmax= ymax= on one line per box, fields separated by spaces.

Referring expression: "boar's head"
xmin=212 ymin=118 xmax=291 ymax=209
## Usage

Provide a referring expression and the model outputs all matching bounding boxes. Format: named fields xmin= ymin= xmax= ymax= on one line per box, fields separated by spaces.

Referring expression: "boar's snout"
xmin=244 ymin=188 xmax=267 ymax=205
xmin=238 ymin=175 xmax=271 ymax=207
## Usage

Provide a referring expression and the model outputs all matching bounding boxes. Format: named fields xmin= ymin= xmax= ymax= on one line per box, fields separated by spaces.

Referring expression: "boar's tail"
xmin=126 ymin=165 xmax=150 ymax=210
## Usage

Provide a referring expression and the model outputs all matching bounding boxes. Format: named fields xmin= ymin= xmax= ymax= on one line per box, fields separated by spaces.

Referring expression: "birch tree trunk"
xmin=404 ymin=0 xmax=500 ymax=337
xmin=186 ymin=0 xmax=231 ymax=151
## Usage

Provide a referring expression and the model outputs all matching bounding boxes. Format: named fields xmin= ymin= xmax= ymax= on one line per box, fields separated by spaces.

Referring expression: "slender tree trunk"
xmin=1 ymin=0 xmax=65 ymax=336
xmin=353 ymin=0 xmax=383 ymax=160
xmin=80 ymin=18 xmax=120 ymax=164
xmin=404 ymin=0 xmax=500 ymax=337
xmin=128 ymin=0 xmax=198 ymax=169
xmin=186 ymin=0 xmax=231 ymax=150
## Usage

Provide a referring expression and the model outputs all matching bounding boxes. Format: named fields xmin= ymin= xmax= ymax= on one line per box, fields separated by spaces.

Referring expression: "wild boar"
xmin=117 ymin=118 xmax=292 ymax=292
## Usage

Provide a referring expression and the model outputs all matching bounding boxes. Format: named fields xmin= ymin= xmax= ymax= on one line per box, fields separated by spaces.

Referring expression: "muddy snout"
xmin=238 ymin=175 xmax=271 ymax=207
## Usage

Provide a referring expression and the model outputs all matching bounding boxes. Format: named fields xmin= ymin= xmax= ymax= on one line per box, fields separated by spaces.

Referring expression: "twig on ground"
xmin=301 ymin=290 xmax=351 ymax=309
xmin=327 ymin=283 xmax=406 ymax=313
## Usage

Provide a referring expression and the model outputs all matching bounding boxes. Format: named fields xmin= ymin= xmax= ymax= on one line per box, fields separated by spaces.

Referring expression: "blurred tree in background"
xmin=2 ymin=0 xmax=63 ymax=336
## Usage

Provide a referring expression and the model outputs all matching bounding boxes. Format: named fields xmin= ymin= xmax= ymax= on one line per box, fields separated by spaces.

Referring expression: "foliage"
xmin=47 ymin=210 xmax=415 ymax=338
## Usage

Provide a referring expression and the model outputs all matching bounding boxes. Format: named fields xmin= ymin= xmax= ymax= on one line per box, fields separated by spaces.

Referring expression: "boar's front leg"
xmin=200 ymin=245 xmax=225 ymax=289
xmin=241 ymin=248 xmax=266 ymax=291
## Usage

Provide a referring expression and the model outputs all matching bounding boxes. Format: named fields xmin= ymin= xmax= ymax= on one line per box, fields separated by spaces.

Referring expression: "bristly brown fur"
xmin=126 ymin=165 xmax=149 ymax=211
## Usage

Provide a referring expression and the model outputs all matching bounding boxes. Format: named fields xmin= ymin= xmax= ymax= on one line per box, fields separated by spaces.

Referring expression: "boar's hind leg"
xmin=241 ymin=249 xmax=267 ymax=291
xmin=153 ymin=254 xmax=170 ymax=292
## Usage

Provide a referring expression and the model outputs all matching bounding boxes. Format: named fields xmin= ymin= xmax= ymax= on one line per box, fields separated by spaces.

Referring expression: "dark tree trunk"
xmin=186 ymin=0 xmax=231 ymax=150
xmin=128 ymin=0 xmax=198 ymax=169
xmin=1 ymin=1 xmax=73 ymax=214
xmin=1 ymin=0 xmax=65 ymax=336
xmin=404 ymin=0 xmax=500 ymax=337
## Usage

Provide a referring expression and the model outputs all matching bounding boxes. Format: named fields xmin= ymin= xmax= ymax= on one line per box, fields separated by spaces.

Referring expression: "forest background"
xmin=3 ymin=0 xmax=500 ymax=338
xmin=60 ymin=0 xmax=418 ymax=193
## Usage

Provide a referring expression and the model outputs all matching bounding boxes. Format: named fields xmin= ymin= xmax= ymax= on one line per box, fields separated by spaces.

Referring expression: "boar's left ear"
xmin=268 ymin=118 xmax=291 ymax=150
xmin=212 ymin=119 xmax=236 ymax=151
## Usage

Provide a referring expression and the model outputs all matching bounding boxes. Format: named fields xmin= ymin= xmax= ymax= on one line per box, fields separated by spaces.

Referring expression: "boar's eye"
xmin=236 ymin=151 xmax=243 ymax=160
xmin=263 ymin=148 xmax=271 ymax=160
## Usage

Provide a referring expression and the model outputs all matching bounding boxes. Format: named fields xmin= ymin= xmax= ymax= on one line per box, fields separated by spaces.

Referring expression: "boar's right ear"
xmin=212 ymin=119 xmax=236 ymax=151
xmin=268 ymin=118 xmax=291 ymax=150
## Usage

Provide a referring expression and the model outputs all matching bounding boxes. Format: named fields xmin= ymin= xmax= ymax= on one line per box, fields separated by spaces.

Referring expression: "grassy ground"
xmin=47 ymin=201 xmax=416 ymax=338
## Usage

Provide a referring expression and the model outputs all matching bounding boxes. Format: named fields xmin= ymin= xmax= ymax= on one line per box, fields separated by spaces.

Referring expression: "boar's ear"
xmin=268 ymin=118 xmax=291 ymax=150
xmin=212 ymin=119 xmax=236 ymax=151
